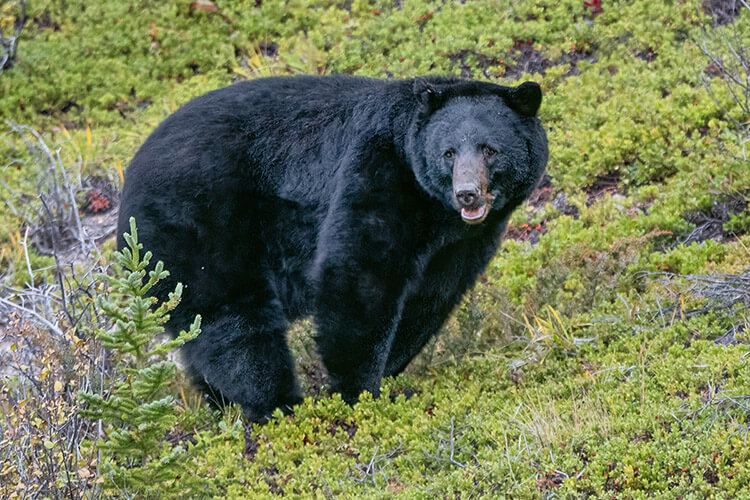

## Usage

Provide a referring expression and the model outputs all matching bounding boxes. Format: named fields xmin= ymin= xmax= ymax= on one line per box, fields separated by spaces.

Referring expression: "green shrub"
xmin=78 ymin=218 xmax=202 ymax=498
xmin=2 ymin=0 xmax=750 ymax=497
xmin=724 ymin=209 xmax=750 ymax=235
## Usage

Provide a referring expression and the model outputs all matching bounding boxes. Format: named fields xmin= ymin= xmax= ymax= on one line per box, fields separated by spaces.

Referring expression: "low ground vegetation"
xmin=1 ymin=0 xmax=749 ymax=497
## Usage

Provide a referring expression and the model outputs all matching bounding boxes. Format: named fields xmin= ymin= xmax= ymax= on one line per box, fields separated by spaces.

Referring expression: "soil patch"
xmin=504 ymin=174 xmax=578 ymax=244
xmin=635 ymin=47 xmax=658 ymax=62
xmin=33 ymin=11 xmax=61 ymax=31
xmin=585 ymin=170 xmax=624 ymax=206
xmin=527 ymin=174 xmax=578 ymax=217
xmin=526 ymin=174 xmax=554 ymax=208
xmin=259 ymin=41 xmax=279 ymax=57
xmin=682 ymin=195 xmax=748 ymax=244
xmin=300 ymin=361 xmax=327 ymax=399
xmin=446 ymin=49 xmax=503 ymax=79
xmin=557 ymin=46 xmax=598 ymax=77
xmin=80 ymin=176 xmax=118 ymax=216
xmin=502 ymin=39 xmax=597 ymax=78
xmin=504 ymin=221 xmax=547 ymax=245
xmin=704 ymin=0 xmax=743 ymax=26
xmin=501 ymin=39 xmax=553 ymax=79
xmin=448 ymin=38 xmax=597 ymax=80
xmin=327 ymin=419 xmax=358 ymax=439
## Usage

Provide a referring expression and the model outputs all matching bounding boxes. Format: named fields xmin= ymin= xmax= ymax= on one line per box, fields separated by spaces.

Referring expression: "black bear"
xmin=117 ymin=76 xmax=548 ymax=423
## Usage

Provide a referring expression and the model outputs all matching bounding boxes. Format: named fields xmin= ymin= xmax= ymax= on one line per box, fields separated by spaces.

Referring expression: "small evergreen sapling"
xmin=78 ymin=217 xmax=202 ymax=496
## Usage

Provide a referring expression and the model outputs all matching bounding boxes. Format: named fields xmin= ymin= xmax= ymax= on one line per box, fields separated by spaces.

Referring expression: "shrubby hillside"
xmin=1 ymin=0 xmax=749 ymax=497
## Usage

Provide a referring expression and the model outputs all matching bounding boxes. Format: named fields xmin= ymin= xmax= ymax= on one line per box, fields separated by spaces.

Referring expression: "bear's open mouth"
xmin=460 ymin=204 xmax=488 ymax=224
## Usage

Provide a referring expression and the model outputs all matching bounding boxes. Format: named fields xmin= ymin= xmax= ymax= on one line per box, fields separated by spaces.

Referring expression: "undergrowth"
xmin=1 ymin=0 xmax=749 ymax=497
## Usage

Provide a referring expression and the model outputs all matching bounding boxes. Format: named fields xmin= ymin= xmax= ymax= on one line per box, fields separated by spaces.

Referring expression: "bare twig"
xmin=626 ymin=270 xmax=750 ymax=348
xmin=0 ymin=296 xmax=64 ymax=337
xmin=700 ymin=0 xmax=750 ymax=160
xmin=350 ymin=443 xmax=403 ymax=486
xmin=419 ymin=419 xmax=480 ymax=470
xmin=0 ymin=0 xmax=27 ymax=73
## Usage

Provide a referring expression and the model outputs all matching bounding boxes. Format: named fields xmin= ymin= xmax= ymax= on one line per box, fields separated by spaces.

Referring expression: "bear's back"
xmin=121 ymin=76 xmax=403 ymax=205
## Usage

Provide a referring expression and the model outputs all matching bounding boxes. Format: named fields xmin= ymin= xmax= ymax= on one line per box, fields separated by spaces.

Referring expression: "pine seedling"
xmin=78 ymin=217 xmax=202 ymax=498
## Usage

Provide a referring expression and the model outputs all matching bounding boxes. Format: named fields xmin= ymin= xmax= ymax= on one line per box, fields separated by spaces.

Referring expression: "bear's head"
xmin=408 ymin=79 xmax=548 ymax=225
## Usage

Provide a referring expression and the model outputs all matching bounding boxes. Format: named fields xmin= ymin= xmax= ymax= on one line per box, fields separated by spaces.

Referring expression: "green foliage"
xmin=2 ymin=0 xmax=750 ymax=497
xmin=193 ymin=325 xmax=750 ymax=498
xmin=725 ymin=209 xmax=750 ymax=235
xmin=78 ymin=218 xmax=202 ymax=498
xmin=648 ymin=239 xmax=728 ymax=275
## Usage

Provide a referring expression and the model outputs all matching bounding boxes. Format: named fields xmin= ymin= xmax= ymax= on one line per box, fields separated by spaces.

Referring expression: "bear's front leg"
xmin=314 ymin=253 xmax=410 ymax=403
xmin=312 ymin=172 xmax=415 ymax=403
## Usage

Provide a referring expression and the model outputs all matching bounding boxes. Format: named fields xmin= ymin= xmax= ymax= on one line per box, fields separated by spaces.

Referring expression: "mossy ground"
xmin=1 ymin=0 xmax=749 ymax=497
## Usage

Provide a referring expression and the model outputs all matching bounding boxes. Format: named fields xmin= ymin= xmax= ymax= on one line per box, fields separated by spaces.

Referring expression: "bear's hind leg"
xmin=181 ymin=298 xmax=301 ymax=423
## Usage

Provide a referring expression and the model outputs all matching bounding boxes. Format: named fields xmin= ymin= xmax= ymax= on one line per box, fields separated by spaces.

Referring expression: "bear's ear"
xmin=413 ymin=77 xmax=441 ymax=112
xmin=505 ymin=81 xmax=542 ymax=117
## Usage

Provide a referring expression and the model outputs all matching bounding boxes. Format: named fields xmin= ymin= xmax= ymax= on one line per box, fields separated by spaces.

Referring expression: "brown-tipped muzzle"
xmin=453 ymin=157 xmax=490 ymax=224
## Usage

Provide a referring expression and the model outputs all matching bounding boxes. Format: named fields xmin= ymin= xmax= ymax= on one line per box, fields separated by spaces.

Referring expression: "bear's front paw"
xmin=329 ymin=374 xmax=381 ymax=405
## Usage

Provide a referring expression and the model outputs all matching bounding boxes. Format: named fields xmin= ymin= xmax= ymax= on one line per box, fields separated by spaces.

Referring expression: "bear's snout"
xmin=454 ymin=184 xmax=481 ymax=209
xmin=452 ymin=156 xmax=490 ymax=224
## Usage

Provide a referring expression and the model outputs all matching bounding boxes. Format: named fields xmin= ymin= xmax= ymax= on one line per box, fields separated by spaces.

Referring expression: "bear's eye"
xmin=443 ymin=149 xmax=455 ymax=159
xmin=482 ymin=145 xmax=498 ymax=157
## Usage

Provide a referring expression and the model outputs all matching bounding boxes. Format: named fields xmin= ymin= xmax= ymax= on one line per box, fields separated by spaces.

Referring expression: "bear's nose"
xmin=455 ymin=185 xmax=481 ymax=208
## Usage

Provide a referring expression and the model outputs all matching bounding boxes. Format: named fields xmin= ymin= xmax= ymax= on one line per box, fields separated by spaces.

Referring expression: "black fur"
xmin=117 ymin=75 xmax=548 ymax=422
